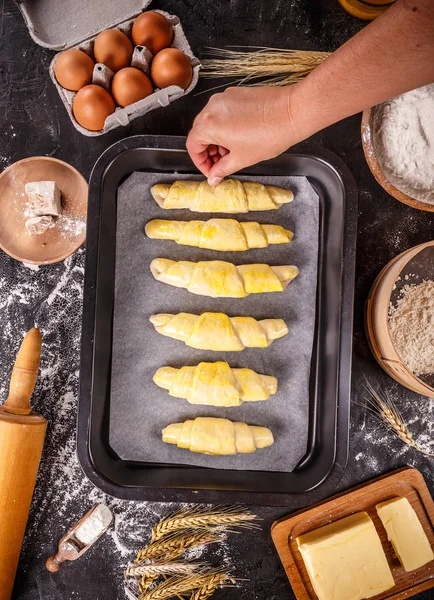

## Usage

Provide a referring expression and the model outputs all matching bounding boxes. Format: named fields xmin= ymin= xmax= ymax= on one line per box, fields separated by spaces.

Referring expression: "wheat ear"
xmin=151 ymin=506 xmax=259 ymax=542
xmin=200 ymin=47 xmax=330 ymax=86
xmin=126 ymin=563 xmax=204 ymax=578
xmin=135 ymin=530 xmax=223 ymax=562
xmin=124 ymin=571 xmax=155 ymax=599
xmin=140 ymin=570 xmax=233 ymax=600
xmin=190 ymin=572 xmax=236 ymax=600
xmin=364 ymin=380 xmax=434 ymax=457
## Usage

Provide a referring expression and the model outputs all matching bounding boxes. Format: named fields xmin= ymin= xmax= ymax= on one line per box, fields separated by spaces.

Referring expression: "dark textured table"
xmin=0 ymin=1 xmax=433 ymax=599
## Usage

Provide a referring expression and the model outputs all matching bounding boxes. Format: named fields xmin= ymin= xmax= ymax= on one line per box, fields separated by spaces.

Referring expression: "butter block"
xmin=25 ymin=181 xmax=62 ymax=217
xmin=297 ymin=512 xmax=394 ymax=600
xmin=25 ymin=215 xmax=53 ymax=236
xmin=376 ymin=497 xmax=434 ymax=572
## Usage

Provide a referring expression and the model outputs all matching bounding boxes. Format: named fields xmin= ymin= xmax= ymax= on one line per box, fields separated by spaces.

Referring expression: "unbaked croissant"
xmin=162 ymin=417 xmax=274 ymax=455
xmin=154 ymin=361 xmax=277 ymax=406
xmin=151 ymin=179 xmax=294 ymax=213
xmin=149 ymin=312 xmax=288 ymax=351
xmin=145 ymin=218 xmax=293 ymax=251
xmin=150 ymin=259 xmax=299 ymax=298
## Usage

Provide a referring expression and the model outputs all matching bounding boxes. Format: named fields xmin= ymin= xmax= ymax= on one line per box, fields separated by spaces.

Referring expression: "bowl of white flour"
xmin=366 ymin=240 xmax=434 ymax=398
xmin=362 ymin=83 xmax=434 ymax=212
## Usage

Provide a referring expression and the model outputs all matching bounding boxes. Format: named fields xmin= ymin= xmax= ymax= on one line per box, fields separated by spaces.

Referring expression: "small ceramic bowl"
xmin=365 ymin=240 xmax=434 ymax=398
xmin=361 ymin=106 xmax=434 ymax=213
xmin=0 ymin=157 xmax=88 ymax=265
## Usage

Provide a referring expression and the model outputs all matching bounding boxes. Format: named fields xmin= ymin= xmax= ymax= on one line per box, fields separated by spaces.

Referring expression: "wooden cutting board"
xmin=271 ymin=467 xmax=434 ymax=600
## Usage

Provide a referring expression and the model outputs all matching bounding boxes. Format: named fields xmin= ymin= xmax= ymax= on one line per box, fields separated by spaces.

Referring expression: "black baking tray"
xmin=78 ymin=135 xmax=358 ymax=506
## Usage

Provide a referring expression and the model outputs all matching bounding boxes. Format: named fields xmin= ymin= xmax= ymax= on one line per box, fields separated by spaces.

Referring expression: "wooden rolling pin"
xmin=0 ymin=329 xmax=47 ymax=600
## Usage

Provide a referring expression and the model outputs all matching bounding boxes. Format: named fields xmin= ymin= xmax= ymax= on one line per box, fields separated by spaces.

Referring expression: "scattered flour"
xmin=0 ymin=249 xmax=235 ymax=598
xmin=57 ymin=214 xmax=87 ymax=238
xmin=353 ymin=380 xmax=434 ymax=474
xmin=45 ymin=257 xmax=76 ymax=306
xmin=374 ymin=83 xmax=434 ymax=204
xmin=0 ymin=250 xmax=168 ymax=595
xmin=22 ymin=263 xmax=40 ymax=271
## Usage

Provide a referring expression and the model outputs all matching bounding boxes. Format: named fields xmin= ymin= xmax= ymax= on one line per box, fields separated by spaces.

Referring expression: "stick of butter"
xmin=25 ymin=215 xmax=53 ymax=236
xmin=296 ymin=512 xmax=394 ymax=600
xmin=376 ymin=496 xmax=434 ymax=572
xmin=25 ymin=181 xmax=62 ymax=217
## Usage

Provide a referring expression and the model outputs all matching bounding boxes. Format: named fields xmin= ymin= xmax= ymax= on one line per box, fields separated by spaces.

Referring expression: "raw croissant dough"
xmin=151 ymin=179 xmax=294 ymax=213
xmin=149 ymin=312 xmax=288 ymax=351
xmin=154 ymin=361 xmax=277 ymax=406
xmin=150 ymin=259 xmax=299 ymax=298
xmin=162 ymin=417 xmax=274 ymax=455
xmin=145 ymin=218 xmax=293 ymax=251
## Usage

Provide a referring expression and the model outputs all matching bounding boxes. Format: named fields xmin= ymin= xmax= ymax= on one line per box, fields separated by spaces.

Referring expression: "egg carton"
xmin=16 ymin=1 xmax=200 ymax=137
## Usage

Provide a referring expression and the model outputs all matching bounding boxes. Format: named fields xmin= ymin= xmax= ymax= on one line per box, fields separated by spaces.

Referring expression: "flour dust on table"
xmin=0 ymin=248 xmax=241 ymax=599
xmin=351 ymin=377 xmax=434 ymax=479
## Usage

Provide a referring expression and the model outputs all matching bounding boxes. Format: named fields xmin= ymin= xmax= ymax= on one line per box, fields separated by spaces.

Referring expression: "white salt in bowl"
xmin=365 ymin=240 xmax=434 ymax=398
xmin=361 ymin=106 xmax=434 ymax=213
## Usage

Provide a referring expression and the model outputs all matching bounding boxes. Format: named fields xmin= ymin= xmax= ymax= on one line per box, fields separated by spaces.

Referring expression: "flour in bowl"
xmin=374 ymin=83 xmax=434 ymax=204
xmin=389 ymin=279 xmax=434 ymax=376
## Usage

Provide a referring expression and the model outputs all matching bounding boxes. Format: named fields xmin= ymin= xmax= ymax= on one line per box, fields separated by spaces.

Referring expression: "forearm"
xmin=186 ymin=0 xmax=434 ymax=183
xmin=288 ymin=0 xmax=434 ymax=140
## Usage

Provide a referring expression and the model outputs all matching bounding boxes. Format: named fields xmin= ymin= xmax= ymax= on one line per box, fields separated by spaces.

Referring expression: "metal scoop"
xmin=46 ymin=503 xmax=113 ymax=572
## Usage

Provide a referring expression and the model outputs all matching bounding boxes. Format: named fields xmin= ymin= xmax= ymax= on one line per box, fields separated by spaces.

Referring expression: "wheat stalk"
xmin=190 ymin=572 xmax=236 ymax=600
xmin=200 ymin=46 xmax=330 ymax=87
xmin=127 ymin=530 xmax=225 ymax=598
xmin=139 ymin=576 xmax=154 ymax=594
xmin=124 ymin=572 xmax=154 ymax=599
xmin=140 ymin=570 xmax=233 ymax=600
xmin=125 ymin=567 xmax=194 ymax=599
xmin=151 ymin=506 xmax=259 ymax=542
xmin=124 ymin=507 xmax=248 ymax=600
xmin=364 ymin=380 xmax=434 ymax=456
xmin=135 ymin=530 xmax=223 ymax=562
xmin=126 ymin=563 xmax=204 ymax=578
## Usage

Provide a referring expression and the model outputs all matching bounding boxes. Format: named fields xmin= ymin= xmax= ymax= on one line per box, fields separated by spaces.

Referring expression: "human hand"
xmin=189 ymin=0 xmax=434 ymax=187
xmin=186 ymin=86 xmax=301 ymax=186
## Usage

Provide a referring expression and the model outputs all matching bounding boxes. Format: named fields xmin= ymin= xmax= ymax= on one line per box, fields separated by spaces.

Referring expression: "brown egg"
xmin=73 ymin=85 xmax=115 ymax=131
xmin=111 ymin=67 xmax=153 ymax=107
xmin=151 ymin=48 xmax=193 ymax=90
xmin=93 ymin=29 xmax=133 ymax=72
xmin=132 ymin=11 xmax=173 ymax=54
xmin=54 ymin=50 xmax=94 ymax=91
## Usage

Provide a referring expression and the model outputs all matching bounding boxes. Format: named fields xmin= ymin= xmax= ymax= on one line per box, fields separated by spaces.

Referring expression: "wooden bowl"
xmin=361 ymin=106 xmax=434 ymax=212
xmin=365 ymin=240 xmax=434 ymax=398
xmin=0 ymin=157 xmax=88 ymax=265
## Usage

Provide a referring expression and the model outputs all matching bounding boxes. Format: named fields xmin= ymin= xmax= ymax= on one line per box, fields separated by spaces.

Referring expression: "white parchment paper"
xmin=110 ymin=171 xmax=319 ymax=472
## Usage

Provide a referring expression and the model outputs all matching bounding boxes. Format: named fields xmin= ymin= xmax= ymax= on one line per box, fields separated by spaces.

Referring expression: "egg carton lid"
xmin=15 ymin=0 xmax=151 ymax=50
